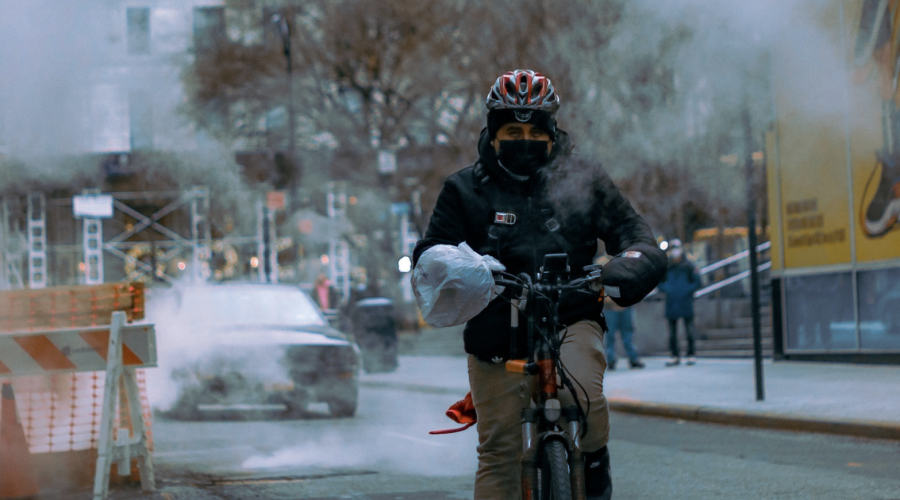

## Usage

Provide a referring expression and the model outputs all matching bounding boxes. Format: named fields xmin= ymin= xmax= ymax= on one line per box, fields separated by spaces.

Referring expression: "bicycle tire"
xmin=540 ymin=439 xmax=572 ymax=500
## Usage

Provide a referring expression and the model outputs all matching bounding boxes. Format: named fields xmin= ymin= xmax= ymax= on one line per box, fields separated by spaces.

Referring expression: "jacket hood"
xmin=476 ymin=127 xmax=573 ymax=185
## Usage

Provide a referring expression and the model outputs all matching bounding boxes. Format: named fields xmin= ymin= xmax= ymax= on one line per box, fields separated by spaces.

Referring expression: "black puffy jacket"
xmin=413 ymin=128 xmax=666 ymax=361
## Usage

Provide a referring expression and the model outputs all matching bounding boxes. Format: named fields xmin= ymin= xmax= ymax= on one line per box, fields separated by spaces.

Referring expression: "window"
xmin=193 ymin=6 xmax=225 ymax=54
xmin=857 ymin=268 xmax=900 ymax=350
xmin=784 ymin=272 xmax=855 ymax=351
xmin=127 ymin=7 xmax=151 ymax=55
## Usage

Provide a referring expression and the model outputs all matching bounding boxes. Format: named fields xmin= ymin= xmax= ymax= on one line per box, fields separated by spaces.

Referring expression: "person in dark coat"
xmin=658 ymin=238 xmax=701 ymax=366
xmin=412 ymin=69 xmax=667 ymax=500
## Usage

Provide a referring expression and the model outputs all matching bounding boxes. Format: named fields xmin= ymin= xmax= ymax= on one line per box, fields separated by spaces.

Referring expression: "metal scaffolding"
xmin=0 ymin=200 xmax=24 ymax=289
xmin=326 ymin=181 xmax=350 ymax=302
xmin=27 ymin=193 xmax=47 ymax=289
xmin=256 ymin=199 xmax=278 ymax=284
xmin=189 ymin=187 xmax=211 ymax=282
xmin=83 ymin=217 xmax=104 ymax=285
xmin=105 ymin=188 xmax=212 ymax=284
xmin=397 ymin=203 xmax=419 ymax=303
xmin=3 ymin=188 xmax=230 ymax=287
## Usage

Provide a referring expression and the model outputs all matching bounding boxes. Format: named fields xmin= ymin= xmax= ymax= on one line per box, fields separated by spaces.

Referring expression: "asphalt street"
xmin=148 ymin=385 xmax=479 ymax=499
xmin=610 ymin=412 xmax=900 ymax=499
xmin=40 ymin=382 xmax=900 ymax=500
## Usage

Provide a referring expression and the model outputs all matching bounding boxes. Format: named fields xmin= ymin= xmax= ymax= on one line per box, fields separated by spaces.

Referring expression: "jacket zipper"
xmin=528 ymin=196 xmax=538 ymax=277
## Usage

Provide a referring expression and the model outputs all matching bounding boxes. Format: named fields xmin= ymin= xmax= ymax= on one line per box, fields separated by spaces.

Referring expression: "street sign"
xmin=73 ymin=194 xmax=114 ymax=219
xmin=266 ymin=191 xmax=287 ymax=211
xmin=378 ymin=150 xmax=397 ymax=174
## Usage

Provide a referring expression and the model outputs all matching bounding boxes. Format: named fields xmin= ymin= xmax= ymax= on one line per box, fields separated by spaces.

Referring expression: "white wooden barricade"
xmin=0 ymin=310 xmax=157 ymax=500
xmin=92 ymin=311 xmax=155 ymax=500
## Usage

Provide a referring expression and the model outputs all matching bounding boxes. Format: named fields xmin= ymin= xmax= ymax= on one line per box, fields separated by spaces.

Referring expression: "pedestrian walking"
xmin=603 ymin=295 xmax=645 ymax=370
xmin=313 ymin=274 xmax=332 ymax=310
xmin=658 ymin=239 xmax=701 ymax=366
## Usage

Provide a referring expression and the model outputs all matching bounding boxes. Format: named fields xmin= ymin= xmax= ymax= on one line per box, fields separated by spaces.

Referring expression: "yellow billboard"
xmin=772 ymin=2 xmax=853 ymax=269
xmin=770 ymin=0 xmax=900 ymax=268
xmin=847 ymin=0 xmax=900 ymax=262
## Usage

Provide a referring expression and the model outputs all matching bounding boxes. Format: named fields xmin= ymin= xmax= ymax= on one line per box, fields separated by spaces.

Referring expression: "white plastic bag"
xmin=411 ymin=242 xmax=506 ymax=327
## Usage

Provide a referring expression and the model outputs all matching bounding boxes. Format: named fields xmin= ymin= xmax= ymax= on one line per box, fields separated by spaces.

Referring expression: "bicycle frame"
xmin=499 ymin=256 xmax=597 ymax=500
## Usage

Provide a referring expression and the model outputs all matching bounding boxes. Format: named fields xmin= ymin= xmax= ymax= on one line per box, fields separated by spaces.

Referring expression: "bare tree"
xmin=183 ymin=0 xmax=628 ymax=172
xmin=182 ymin=0 xmax=768 ymax=241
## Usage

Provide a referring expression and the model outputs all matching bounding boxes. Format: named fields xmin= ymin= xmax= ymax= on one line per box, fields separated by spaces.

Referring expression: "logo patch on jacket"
xmin=622 ymin=251 xmax=642 ymax=258
xmin=494 ymin=212 xmax=516 ymax=225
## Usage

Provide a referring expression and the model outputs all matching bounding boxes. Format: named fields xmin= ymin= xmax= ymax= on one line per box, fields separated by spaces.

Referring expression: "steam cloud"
xmin=144 ymin=284 xmax=301 ymax=413
xmin=240 ymin=400 xmax=479 ymax=477
xmin=546 ymin=0 xmax=851 ymax=228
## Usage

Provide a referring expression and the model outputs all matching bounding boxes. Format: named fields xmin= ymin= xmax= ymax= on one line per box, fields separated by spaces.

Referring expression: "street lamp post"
xmin=743 ymin=94 xmax=765 ymax=402
xmin=272 ymin=13 xmax=297 ymax=203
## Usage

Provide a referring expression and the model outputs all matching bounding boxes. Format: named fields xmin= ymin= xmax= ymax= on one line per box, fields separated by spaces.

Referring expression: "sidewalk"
xmin=361 ymin=355 xmax=900 ymax=440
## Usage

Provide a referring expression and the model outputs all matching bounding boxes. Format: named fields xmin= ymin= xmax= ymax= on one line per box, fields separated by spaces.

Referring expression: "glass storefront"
xmin=765 ymin=2 xmax=900 ymax=358
xmin=784 ymin=272 xmax=855 ymax=351
xmin=857 ymin=268 xmax=900 ymax=350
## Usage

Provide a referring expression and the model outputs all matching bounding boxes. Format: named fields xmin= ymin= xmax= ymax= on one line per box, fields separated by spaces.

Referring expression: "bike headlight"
xmin=543 ymin=398 xmax=561 ymax=423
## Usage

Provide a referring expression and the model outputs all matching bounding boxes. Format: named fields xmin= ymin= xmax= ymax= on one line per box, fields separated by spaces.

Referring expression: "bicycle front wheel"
xmin=540 ymin=439 xmax=572 ymax=500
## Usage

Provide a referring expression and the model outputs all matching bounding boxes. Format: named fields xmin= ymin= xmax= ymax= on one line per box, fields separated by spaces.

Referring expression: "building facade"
xmin=0 ymin=1 xmax=230 ymax=288
xmin=767 ymin=0 xmax=900 ymax=361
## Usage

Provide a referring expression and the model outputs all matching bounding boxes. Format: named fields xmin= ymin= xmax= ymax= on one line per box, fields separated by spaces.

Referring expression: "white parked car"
xmin=151 ymin=283 xmax=360 ymax=419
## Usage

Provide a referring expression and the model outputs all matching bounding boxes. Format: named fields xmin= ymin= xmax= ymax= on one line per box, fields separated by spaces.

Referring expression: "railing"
xmin=698 ymin=241 xmax=771 ymax=276
xmin=694 ymin=261 xmax=771 ymax=298
xmin=646 ymin=241 xmax=772 ymax=299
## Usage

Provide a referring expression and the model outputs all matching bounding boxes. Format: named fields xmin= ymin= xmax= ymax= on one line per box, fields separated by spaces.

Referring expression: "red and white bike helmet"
xmin=486 ymin=69 xmax=560 ymax=120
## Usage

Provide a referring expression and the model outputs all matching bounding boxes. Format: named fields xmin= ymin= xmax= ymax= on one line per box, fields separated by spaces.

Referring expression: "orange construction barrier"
xmin=0 ymin=284 xmax=155 ymax=499
xmin=0 ymin=383 xmax=40 ymax=499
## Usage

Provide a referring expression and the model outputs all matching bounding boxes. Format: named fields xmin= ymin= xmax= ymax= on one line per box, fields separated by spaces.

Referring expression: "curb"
xmin=607 ymin=398 xmax=900 ymax=441
xmin=361 ymin=381 xmax=900 ymax=442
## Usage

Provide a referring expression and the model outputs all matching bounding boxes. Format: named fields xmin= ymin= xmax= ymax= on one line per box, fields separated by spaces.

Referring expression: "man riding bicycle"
xmin=412 ymin=69 xmax=667 ymax=500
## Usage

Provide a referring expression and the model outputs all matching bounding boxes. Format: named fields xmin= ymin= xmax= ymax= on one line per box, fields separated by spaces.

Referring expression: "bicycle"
xmin=492 ymin=253 xmax=605 ymax=500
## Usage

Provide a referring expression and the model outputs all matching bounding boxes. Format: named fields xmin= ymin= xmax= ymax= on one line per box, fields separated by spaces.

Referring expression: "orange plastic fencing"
xmin=0 ymin=283 xmax=152 ymax=488
xmin=6 ymin=371 xmax=152 ymax=454
xmin=0 ymin=283 xmax=144 ymax=333
xmin=3 ymin=372 xmax=153 ymax=489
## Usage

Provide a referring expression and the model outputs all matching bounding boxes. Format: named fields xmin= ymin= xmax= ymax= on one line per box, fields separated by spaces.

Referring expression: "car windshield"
xmin=181 ymin=286 xmax=327 ymax=328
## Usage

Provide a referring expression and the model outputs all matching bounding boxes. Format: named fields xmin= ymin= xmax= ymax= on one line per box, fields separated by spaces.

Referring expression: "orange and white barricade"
xmin=0 ymin=284 xmax=156 ymax=500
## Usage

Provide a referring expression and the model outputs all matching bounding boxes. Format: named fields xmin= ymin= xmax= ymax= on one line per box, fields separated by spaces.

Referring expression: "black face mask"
xmin=496 ymin=140 xmax=550 ymax=177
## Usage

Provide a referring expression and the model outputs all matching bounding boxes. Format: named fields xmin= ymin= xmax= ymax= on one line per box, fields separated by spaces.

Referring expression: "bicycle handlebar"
xmin=492 ymin=266 xmax=603 ymax=294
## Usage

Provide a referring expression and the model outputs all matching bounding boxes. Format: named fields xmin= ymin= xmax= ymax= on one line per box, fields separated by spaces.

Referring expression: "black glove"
xmin=602 ymin=243 xmax=668 ymax=307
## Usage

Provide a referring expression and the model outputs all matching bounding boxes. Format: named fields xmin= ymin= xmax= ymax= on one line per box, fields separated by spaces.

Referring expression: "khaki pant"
xmin=467 ymin=320 xmax=610 ymax=500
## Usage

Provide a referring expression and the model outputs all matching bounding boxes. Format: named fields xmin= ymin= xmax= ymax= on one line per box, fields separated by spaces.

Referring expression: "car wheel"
xmin=329 ymin=398 xmax=358 ymax=418
xmin=280 ymin=403 xmax=306 ymax=419
xmin=266 ymin=394 xmax=302 ymax=420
